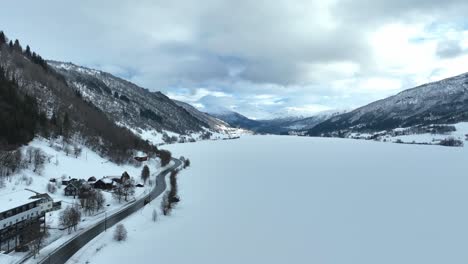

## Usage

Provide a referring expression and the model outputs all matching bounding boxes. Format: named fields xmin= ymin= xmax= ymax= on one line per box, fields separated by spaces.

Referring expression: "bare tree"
xmin=26 ymin=147 xmax=34 ymax=164
xmin=25 ymin=176 xmax=33 ymax=186
xmin=59 ymin=204 xmax=82 ymax=233
xmin=0 ymin=176 xmax=5 ymax=188
xmin=161 ymin=191 xmax=170 ymax=216
xmin=23 ymin=221 xmax=48 ymax=258
xmin=33 ymin=148 xmax=45 ymax=173
xmin=113 ymin=176 xmax=136 ymax=203
xmin=95 ymin=189 xmax=105 ymax=212
xmin=122 ymin=178 xmax=136 ymax=202
xmin=79 ymin=185 xmax=105 ymax=215
xmin=439 ymin=137 xmax=464 ymax=147
xmin=161 ymin=170 xmax=180 ymax=216
xmin=73 ymin=145 xmax=82 ymax=158
xmin=63 ymin=144 xmax=72 ymax=156
xmin=112 ymin=184 xmax=124 ymax=203
xmin=113 ymin=224 xmax=127 ymax=241
xmin=158 ymin=149 xmax=172 ymax=167
xmin=152 ymin=208 xmax=158 ymax=222
xmin=184 ymin=158 xmax=191 ymax=169
xmin=0 ymin=150 xmax=22 ymax=176
xmin=47 ymin=182 xmax=57 ymax=194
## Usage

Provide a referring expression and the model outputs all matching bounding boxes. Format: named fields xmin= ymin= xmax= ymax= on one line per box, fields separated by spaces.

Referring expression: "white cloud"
xmin=2 ymin=0 xmax=468 ymax=119
xmin=285 ymin=105 xmax=334 ymax=116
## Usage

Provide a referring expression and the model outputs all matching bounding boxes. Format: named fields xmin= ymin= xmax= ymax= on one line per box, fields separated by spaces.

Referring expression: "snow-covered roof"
xmin=100 ymin=178 xmax=114 ymax=184
xmin=0 ymin=190 xmax=41 ymax=213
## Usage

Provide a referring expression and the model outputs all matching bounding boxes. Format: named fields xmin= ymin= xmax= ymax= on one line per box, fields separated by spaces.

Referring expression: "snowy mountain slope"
xmin=209 ymin=109 xmax=347 ymax=134
xmin=173 ymin=100 xmax=230 ymax=130
xmin=0 ymin=40 xmax=157 ymax=162
xmin=308 ymin=73 xmax=468 ymax=136
xmin=48 ymin=61 xmax=213 ymax=135
xmin=286 ymin=110 xmax=348 ymax=130
xmin=209 ymin=110 xmax=262 ymax=130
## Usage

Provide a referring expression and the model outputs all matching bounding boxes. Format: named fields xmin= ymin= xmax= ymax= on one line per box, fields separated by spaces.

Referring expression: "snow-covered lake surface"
xmin=68 ymin=135 xmax=468 ymax=264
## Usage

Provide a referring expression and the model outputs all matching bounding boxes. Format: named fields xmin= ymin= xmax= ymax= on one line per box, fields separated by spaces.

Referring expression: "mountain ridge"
xmin=47 ymin=61 xmax=234 ymax=137
xmin=307 ymin=72 xmax=468 ymax=136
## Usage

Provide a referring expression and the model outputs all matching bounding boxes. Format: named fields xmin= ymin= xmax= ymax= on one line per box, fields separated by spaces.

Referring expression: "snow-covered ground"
xmin=126 ymin=124 xmax=250 ymax=146
xmin=349 ymin=122 xmax=468 ymax=145
xmin=1 ymin=137 xmax=161 ymax=263
xmin=66 ymin=135 xmax=468 ymax=264
xmin=389 ymin=122 xmax=468 ymax=144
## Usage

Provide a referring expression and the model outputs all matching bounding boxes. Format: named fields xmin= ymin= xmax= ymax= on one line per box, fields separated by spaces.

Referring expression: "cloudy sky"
xmin=2 ymin=0 xmax=468 ymax=119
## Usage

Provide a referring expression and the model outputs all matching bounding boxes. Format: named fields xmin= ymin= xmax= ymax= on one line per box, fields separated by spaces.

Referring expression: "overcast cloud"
xmin=2 ymin=0 xmax=468 ymax=119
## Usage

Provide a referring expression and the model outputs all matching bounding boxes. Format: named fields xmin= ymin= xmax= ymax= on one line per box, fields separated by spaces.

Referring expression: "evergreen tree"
xmin=0 ymin=65 xmax=40 ymax=149
xmin=13 ymin=39 xmax=22 ymax=52
xmin=62 ymin=112 xmax=70 ymax=139
xmin=0 ymin=31 xmax=6 ymax=44
xmin=8 ymin=40 xmax=13 ymax=49
xmin=141 ymin=165 xmax=150 ymax=184
xmin=51 ymin=112 xmax=58 ymax=126
xmin=25 ymin=45 xmax=32 ymax=57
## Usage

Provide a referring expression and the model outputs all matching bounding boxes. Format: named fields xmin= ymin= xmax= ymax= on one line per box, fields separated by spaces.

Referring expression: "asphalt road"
xmin=36 ymin=158 xmax=182 ymax=264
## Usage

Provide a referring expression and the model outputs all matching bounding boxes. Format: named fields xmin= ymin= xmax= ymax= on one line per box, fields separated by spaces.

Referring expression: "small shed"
xmin=134 ymin=156 xmax=148 ymax=162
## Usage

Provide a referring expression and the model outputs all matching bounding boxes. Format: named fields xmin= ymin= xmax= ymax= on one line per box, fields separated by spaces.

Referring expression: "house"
xmin=61 ymin=177 xmax=76 ymax=186
xmin=52 ymin=201 xmax=62 ymax=211
xmin=64 ymin=180 xmax=84 ymax=198
xmin=94 ymin=178 xmax=114 ymax=190
xmin=0 ymin=190 xmax=47 ymax=253
xmin=61 ymin=179 xmax=70 ymax=186
xmin=64 ymin=184 xmax=79 ymax=198
xmin=28 ymin=193 xmax=54 ymax=213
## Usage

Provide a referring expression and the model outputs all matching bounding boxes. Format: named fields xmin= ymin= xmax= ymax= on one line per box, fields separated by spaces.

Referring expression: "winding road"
xmin=36 ymin=158 xmax=182 ymax=264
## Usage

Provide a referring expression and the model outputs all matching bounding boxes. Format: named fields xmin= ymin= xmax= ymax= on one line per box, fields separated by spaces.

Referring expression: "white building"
xmin=0 ymin=190 xmax=48 ymax=252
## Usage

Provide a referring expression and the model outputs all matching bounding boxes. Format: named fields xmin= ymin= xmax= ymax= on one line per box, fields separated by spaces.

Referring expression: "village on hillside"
xmin=0 ymin=154 xmax=153 ymax=255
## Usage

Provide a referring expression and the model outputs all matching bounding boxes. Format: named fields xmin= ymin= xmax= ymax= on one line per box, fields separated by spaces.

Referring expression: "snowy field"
xmin=349 ymin=122 xmax=468 ymax=145
xmin=68 ymin=135 xmax=468 ymax=264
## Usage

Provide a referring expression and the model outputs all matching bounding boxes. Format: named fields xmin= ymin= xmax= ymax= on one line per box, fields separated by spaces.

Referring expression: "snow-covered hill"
xmin=308 ymin=72 xmax=468 ymax=136
xmin=48 ymin=61 xmax=221 ymax=135
xmin=286 ymin=110 xmax=348 ymax=130
xmin=209 ymin=110 xmax=262 ymax=130
xmin=173 ymin=100 xmax=230 ymax=130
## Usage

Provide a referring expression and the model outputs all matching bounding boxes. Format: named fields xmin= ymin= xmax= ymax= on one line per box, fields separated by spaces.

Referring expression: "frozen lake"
xmin=69 ymin=136 xmax=468 ymax=264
